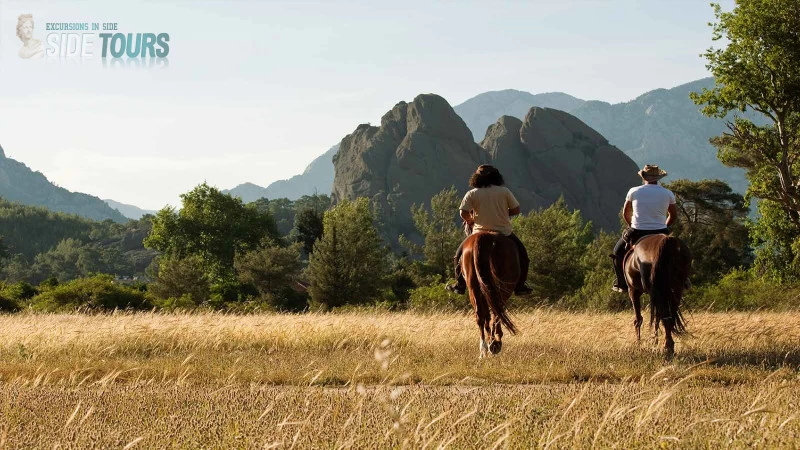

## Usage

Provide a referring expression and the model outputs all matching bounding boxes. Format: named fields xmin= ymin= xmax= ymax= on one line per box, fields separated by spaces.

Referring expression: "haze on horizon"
xmin=0 ymin=0 xmax=734 ymax=210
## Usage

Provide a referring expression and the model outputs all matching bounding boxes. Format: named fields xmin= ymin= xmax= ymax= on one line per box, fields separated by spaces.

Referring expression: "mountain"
xmin=332 ymin=94 xmax=638 ymax=244
xmin=226 ymin=144 xmax=339 ymax=203
xmin=455 ymin=90 xmax=586 ymax=141
xmin=104 ymin=199 xmax=158 ymax=220
xmin=482 ymin=109 xmax=640 ymax=231
xmin=454 ymin=78 xmax=749 ymax=192
xmin=0 ymin=144 xmax=128 ymax=223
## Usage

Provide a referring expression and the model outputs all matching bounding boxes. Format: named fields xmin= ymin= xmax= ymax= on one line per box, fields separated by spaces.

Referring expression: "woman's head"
xmin=469 ymin=164 xmax=504 ymax=188
xmin=17 ymin=14 xmax=34 ymax=41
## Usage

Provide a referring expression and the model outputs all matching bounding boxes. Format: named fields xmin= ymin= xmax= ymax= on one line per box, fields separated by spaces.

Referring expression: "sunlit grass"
xmin=0 ymin=310 xmax=799 ymax=447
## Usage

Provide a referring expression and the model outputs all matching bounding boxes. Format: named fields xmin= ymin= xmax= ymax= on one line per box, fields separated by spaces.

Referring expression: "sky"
xmin=0 ymin=0 xmax=735 ymax=210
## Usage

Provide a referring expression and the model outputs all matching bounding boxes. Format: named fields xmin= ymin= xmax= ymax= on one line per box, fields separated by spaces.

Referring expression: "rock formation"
xmin=332 ymin=95 xmax=639 ymax=243
xmin=482 ymin=108 xmax=640 ymax=231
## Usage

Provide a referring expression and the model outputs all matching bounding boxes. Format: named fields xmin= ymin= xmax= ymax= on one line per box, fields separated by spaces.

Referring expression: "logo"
xmin=14 ymin=14 xmax=171 ymax=65
xmin=17 ymin=14 xmax=44 ymax=59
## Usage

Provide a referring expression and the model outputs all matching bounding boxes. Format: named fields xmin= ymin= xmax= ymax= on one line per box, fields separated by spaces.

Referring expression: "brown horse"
xmin=623 ymin=234 xmax=691 ymax=358
xmin=461 ymin=231 xmax=519 ymax=358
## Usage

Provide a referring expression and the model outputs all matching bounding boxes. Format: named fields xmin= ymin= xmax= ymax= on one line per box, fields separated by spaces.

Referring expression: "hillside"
xmin=104 ymin=199 xmax=157 ymax=220
xmin=454 ymin=78 xmax=749 ymax=192
xmin=226 ymin=145 xmax=339 ymax=203
xmin=0 ymin=144 xmax=128 ymax=222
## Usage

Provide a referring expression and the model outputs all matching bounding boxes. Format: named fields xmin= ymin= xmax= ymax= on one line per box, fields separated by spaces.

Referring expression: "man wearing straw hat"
xmin=611 ymin=164 xmax=678 ymax=292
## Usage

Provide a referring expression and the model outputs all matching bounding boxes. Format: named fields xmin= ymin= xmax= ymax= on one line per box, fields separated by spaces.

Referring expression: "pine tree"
xmin=307 ymin=198 xmax=388 ymax=308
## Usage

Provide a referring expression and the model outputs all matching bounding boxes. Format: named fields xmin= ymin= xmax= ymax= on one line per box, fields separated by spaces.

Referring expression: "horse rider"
xmin=612 ymin=164 xmax=677 ymax=293
xmin=446 ymin=164 xmax=532 ymax=295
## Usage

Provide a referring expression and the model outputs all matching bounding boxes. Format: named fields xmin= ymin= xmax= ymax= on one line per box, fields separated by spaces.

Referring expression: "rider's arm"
xmin=623 ymin=200 xmax=633 ymax=226
xmin=666 ymin=204 xmax=677 ymax=227
xmin=508 ymin=206 xmax=521 ymax=217
xmin=460 ymin=209 xmax=474 ymax=225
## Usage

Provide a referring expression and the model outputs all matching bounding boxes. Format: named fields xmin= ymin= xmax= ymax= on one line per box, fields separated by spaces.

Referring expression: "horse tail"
xmin=474 ymin=233 xmax=517 ymax=335
xmin=650 ymin=236 xmax=685 ymax=334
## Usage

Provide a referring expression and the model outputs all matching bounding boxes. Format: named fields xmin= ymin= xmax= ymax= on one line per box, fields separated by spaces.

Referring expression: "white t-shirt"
xmin=459 ymin=185 xmax=520 ymax=236
xmin=626 ymin=184 xmax=676 ymax=230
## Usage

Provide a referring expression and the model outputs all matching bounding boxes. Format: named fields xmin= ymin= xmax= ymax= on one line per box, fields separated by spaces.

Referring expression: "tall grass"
xmin=0 ymin=311 xmax=799 ymax=447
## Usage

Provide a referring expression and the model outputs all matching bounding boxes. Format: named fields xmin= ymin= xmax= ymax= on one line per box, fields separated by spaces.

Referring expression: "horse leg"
xmin=489 ymin=317 xmax=503 ymax=355
xmin=483 ymin=317 xmax=493 ymax=356
xmin=663 ymin=318 xmax=675 ymax=360
xmin=629 ymin=290 xmax=643 ymax=344
xmin=476 ymin=313 xmax=488 ymax=359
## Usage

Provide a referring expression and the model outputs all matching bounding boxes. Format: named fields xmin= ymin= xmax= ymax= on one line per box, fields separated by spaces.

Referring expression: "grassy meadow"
xmin=1 ymin=310 xmax=799 ymax=448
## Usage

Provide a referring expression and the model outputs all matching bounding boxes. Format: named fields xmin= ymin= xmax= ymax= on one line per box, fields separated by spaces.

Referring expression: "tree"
xmin=403 ymin=186 xmax=463 ymax=282
xmin=307 ymin=198 xmax=388 ymax=308
xmin=252 ymin=197 xmax=295 ymax=236
xmin=691 ymin=1 xmax=800 ymax=249
xmin=293 ymin=208 xmax=324 ymax=255
xmin=235 ymin=241 xmax=303 ymax=294
xmin=31 ymin=238 xmax=101 ymax=283
xmin=294 ymin=194 xmax=330 ymax=215
xmin=148 ymin=254 xmax=210 ymax=305
xmin=144 ymin=183 xmax=280 ymax=284
xmin=664 ymin=179 xmax=750 ymax=284
xmin=514 ymin=198 xmax=593 ymax=301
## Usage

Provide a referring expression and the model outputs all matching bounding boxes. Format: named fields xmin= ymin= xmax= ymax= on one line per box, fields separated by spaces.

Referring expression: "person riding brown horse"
xmin=612 ymin=165 xmax=678 ymax=292
xmin=624 ymin=233 xmax=691 ymax=357
xmin=461 ymin=230 xmax=520 ymax=358
xmin=446 ymin=165 xmax=532 ymax=296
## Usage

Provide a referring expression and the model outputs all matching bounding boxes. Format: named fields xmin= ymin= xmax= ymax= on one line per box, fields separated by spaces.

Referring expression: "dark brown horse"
xmin=461 ymin=231 xmax=519 ymax=358
xmin=623 ymin=234 xmax=691 ymax=358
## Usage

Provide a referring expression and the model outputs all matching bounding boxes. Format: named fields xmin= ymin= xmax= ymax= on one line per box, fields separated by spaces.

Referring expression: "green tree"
xmin=514 ymin=198 xmax=593 ymax=301
xmin=664 ymin=179 xmax=750 ymax=284
xmin=403 ymin=186 xmax=463 ymax=282
xmin=148 ymin=254 xmax=210 ymax=305
xmin=235 ymin=240 xmax=306 ymax=311
xmin=567 ymin=232 xmax=627 ymax=311
xmin=31 ymin=238 xmax=101 ymax=283
xmin=691 ymin=1 xmax=800 ymax=263
xmin=144 ymin=183 xmax=280 ymax=285
xmin=293 ymin=208 xmax=324 ymax=255
xmin=307 ymin=198 xmax=388 ymax=308
xmin=252 ymin=198 xmax=295 ymax=236
xmin=235 ymin=241 xmax=303 ymax=294
xmin=294 ymin=194 xmax=330 ymax=215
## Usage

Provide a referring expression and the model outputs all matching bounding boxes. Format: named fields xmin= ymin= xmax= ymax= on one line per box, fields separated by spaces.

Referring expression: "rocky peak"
xmin=482 ymin=107 xmax=640 ymax=231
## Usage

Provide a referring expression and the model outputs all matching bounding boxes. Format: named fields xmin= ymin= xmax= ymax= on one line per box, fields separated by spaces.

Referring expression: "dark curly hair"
xmin=469 ymin=164 xmax=505 ymax=188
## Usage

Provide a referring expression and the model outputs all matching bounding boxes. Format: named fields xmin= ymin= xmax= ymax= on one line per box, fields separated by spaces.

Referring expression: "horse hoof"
xmin=489 ymin=340 xmax=502 ymax=355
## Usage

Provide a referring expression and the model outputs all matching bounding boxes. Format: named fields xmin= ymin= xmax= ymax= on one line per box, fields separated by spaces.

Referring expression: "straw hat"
xmin=638 ymin=164 xmax=667 ymax=181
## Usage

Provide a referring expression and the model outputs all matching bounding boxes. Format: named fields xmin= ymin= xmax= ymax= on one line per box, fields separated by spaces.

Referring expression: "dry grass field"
xmin=1 ymin=310 xmax=799 ymax=448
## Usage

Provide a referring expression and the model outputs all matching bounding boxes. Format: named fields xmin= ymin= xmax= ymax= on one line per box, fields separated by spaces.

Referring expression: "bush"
xmin=564 ymin=232 xmax=629 ymax=311
xmin=0 ymin=282 xmax=38 ymax=302
xmin=150 ymin=293 xmax=197 ymax=311
xmin=29 ymin=275 xmax=151 ymax=312
xmin=685 ymin=268 xmax=800 ymax=311
xmin=149 ymin=255 xmax=210 ymax=306
xmin=0 ymin=294 xmax=21 ymax=312
xmin=408 ymin=283 xmax=468 ymax=311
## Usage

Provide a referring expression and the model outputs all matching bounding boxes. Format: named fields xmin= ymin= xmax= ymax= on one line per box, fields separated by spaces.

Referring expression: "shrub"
xmin=564 ymin=232 xmax=629 ymax=311
xmin=685 ymin=268 xmax=800 ymax=311
xmin=0 ymin=294 xmax=21 ymax=312
xmin=408 ymin=283 xmax=468 ymax=311
xmin=29 ymin=275 xmax=151 ymax=312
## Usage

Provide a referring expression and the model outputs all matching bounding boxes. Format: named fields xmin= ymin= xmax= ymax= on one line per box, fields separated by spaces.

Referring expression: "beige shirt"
xmin=459 ymin=185 xmax=520 ymax=236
